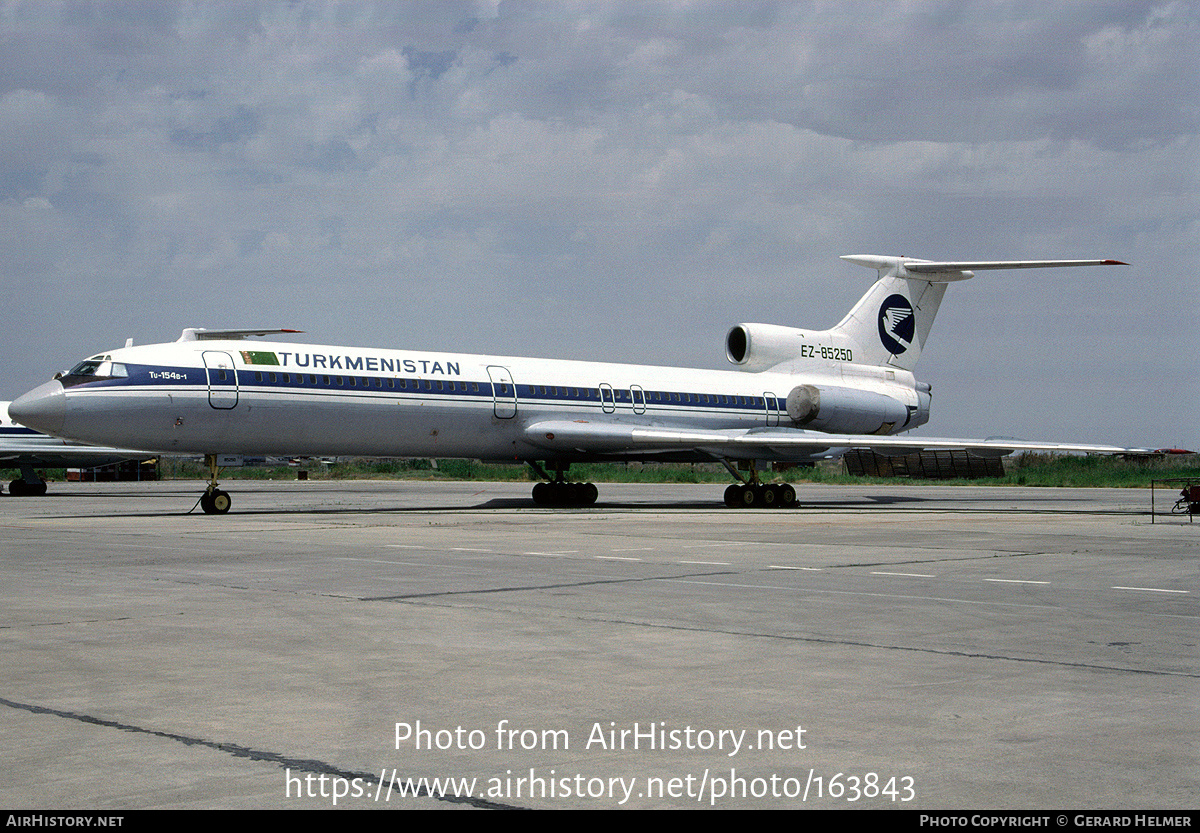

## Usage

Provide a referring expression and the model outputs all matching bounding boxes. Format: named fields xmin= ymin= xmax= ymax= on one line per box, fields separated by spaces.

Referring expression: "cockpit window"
xmin=62 ymin=358 xmax=128 ymax=386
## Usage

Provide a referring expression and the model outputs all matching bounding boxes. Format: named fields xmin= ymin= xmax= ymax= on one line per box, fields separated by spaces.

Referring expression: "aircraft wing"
xmin=523 ymin=420 xmax=1148 ymax=459
xmin=3 ymin=403 xmax=150 ymax=469
xmin=0 ymin=440 xmax=148 ymax=469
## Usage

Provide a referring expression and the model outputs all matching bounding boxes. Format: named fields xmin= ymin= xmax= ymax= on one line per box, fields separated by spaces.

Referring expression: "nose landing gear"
xmin=197 ymin=454 xmax=232 ymax=514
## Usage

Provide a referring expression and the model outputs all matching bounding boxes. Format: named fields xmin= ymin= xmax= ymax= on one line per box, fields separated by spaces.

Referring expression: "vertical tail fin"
xmin=830 ymin=256 xmax=958 ymax=372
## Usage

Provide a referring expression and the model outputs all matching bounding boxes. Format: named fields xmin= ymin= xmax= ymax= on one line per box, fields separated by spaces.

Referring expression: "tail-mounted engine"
xmin=786 ymin=384 xmax=912 ymax=435
xmin=726 ymin=323 xmax=809 ymax=372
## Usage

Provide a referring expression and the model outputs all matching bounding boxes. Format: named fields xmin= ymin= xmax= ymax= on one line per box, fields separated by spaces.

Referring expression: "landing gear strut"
xmin=528 ymin=461 xmax=598 ymax=507
xmin=720 ymin=460 xmax=797 ymax=509
xmin=198 ymin=454 xmax=232 ymax=514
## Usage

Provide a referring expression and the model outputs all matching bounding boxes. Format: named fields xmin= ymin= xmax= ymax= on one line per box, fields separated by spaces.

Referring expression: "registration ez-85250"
xmin=799 ymin=345 xmax=853 ymax=362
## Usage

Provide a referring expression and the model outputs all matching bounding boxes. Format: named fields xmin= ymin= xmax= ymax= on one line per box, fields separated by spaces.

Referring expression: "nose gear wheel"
xmin=196 ymin=454 xmax=232 ymax=514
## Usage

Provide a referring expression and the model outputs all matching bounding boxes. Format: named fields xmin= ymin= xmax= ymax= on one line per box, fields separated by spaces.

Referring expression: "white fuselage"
xmin=28 ymin=338 xmax=920 ymax=463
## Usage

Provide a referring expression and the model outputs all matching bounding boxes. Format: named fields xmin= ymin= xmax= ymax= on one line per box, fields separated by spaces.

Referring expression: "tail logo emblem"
xmin=878 ymin=294 xmax=915 ymax=355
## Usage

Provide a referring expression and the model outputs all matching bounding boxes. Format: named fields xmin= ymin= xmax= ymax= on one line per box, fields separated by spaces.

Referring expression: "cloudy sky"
xmin=1 ymin=1 xmax=1196 ymax=448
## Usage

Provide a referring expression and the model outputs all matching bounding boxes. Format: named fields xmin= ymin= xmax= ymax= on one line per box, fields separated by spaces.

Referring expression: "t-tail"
xmin=726 ymin=255 xmax=1127 ymax=374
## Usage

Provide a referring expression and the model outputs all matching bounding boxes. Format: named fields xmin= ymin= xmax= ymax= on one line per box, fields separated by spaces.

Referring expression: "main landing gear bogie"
xmin=723 ymin=482 xmax=797 ymax=509
xmin=527 ymin=461 xmax=598 ymax=507
xmin=532 ymin=480 xmax=599 ymax=507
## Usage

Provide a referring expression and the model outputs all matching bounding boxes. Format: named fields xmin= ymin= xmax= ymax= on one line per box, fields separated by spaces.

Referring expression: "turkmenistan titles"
xmin=240 ymin=351 xmax=461 ymax=376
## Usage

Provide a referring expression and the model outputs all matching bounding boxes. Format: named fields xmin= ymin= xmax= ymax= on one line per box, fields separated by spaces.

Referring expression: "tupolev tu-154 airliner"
xmin=10 ymin=254 xmax=1145 ymax=514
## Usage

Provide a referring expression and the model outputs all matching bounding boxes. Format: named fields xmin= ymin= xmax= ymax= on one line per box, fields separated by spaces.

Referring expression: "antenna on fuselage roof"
xmin=176 ymin=328 xmax=304 ymax=342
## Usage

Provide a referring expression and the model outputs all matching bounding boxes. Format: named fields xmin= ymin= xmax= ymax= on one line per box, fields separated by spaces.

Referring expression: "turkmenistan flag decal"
xmin=240 ymin=350 xmax=280 ymax=365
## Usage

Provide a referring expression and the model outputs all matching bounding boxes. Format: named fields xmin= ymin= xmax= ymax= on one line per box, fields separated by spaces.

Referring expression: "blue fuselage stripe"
xmin=73 ymin=364 xmax=787 ymax=414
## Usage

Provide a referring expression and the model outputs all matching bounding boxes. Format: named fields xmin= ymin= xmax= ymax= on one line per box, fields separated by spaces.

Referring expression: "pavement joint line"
xmin=0 ymin=695 xmax=524 ymax=810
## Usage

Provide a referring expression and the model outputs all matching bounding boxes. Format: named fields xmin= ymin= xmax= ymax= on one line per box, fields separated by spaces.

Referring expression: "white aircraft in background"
xmin=10 ymin=254 xmax=1145 ymax=513
xmin=1 ymin=401 xmax=148 ymax=496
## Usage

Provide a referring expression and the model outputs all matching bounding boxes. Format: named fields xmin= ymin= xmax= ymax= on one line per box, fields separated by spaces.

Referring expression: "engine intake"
xmin=726 ymin=323 xmax=807 ymax=371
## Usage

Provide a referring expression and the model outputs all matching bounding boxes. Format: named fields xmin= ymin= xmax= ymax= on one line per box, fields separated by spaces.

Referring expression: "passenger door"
xmin=202 ymin=351 xmax=239 ymax=410
xmin=487 ymin=366 xmax=517 ymax=418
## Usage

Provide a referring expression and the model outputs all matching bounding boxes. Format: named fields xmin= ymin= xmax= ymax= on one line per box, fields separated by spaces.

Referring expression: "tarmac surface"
xmin=0 ymin=479 xmax=1196 ymax=810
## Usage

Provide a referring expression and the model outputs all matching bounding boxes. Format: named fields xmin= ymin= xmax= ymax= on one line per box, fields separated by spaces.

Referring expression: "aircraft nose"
xmin=10 ymin=380 xmax=66 ymax=436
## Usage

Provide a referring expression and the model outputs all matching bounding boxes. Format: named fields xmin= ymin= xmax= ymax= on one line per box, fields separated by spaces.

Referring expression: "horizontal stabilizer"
xmin=905 ymin=258 xmax=1127 ymax=272
xmin=840 ymin=255 xmax=1127 ymax=282
xmin=177 ymin=328 xmax=304 ymax=342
